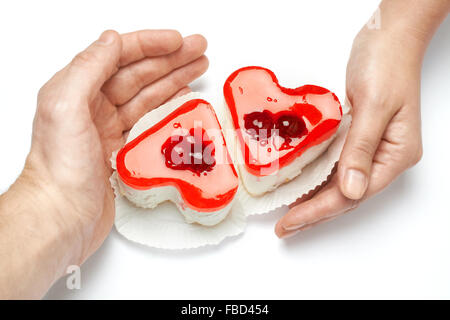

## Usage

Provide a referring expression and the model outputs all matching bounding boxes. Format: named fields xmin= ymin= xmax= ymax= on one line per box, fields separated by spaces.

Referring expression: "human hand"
xmin=275 ymin=25 xmax=425 ymax=238
xmin=22 ymin=29 xmax=208 ymax=264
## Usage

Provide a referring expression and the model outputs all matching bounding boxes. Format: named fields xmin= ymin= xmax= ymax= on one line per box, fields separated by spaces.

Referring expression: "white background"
xmin=0 ymin=0 xmax=449 ymax=299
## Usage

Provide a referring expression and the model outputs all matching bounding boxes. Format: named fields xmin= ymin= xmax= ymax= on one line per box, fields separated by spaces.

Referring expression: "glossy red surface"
xmin=116 ymin=99 xmax=239 ymax=212
xmin=224 ymin=66 xmax=342 ymax=176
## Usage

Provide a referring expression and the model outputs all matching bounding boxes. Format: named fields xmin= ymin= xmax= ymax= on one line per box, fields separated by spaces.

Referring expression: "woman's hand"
xmin=275 ymin=24 xmax=426 ymax=238
xmin=276 ymin=0 xmax=449 ymax=239
xmin=24 ymin=30 xmax=208 ymax=265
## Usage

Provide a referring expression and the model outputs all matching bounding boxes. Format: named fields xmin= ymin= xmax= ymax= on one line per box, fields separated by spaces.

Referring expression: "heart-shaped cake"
xmin=224 ymin=66 xmax=342 ymax=195
xmin=116 ymin=98 xmax=239 ymax=226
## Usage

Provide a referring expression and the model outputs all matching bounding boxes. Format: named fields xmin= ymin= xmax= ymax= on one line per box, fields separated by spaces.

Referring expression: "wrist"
xmin=354 ymin=21 xmax=427 ymax=76
xmin=0 ymin=154 xmax=83 ymax=298
xmin=20 ymin=153 xmax=85 ymax=264
xmin=366 ymin=0 xmax=450 ymax=59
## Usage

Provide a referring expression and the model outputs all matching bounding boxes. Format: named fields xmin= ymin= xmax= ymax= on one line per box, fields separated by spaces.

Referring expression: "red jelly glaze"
xmin=116 ymin=99 xmax=238 ymax=212
xmin=161 ymin=128 xmax=216 ymax=176
xmin=224 ymin=66 xmax=342 ymax=176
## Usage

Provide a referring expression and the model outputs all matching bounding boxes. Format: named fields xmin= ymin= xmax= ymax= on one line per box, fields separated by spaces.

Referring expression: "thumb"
xmin=64 ymin=30 xmax=122 ymax=101
xmin=338 ymin=101 xmax=393 ymax=200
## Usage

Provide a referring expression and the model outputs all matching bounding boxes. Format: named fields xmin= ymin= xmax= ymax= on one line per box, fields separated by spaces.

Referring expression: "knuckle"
xmin=37 ymin=84 xmax=48 ymax=101
xmin=361 ymin=94 xmax=381 ymax=110
xmin=351 ymin=88 xmax=380 ymax=109
xmin=128 ymin=66 xmax=146 ymax=92
xmin=71 ymin=50 xmax=98 ymax=68
xmin=408 ymin=141 xmax=423 ymax=167
xmin=171 ymin=74 xmax=186 ymax=88
xmin=392 ymin=139 xmax=423 ymax=170
xmin=36 ymin=99 xmax=56 ymax=124
xmin=165 ymin=56 xmax=177 ymax=73
xmin=351 ymin=137 xmax=376 ymax=160
xmin=351 ymin=91 xmax=397 ymax=117
xmin=37 ymin=71 xmax=61 ymax=102
xmin=37 ymin=81 xmax=56 ymax=113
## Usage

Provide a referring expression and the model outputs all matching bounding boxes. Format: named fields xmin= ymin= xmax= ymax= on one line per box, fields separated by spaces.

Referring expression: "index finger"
xmin=275 ymin=177 xmax=357 ymax=238
xmin=119 ymin=29 xmax=183 ymax=67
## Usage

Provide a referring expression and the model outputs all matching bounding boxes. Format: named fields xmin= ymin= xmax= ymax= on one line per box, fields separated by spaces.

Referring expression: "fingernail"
xmin=283 ymin=223 xmax=305 ymax=231
xmin=98 ymin=31 xmax=115 ymax=45
xmin=343 ymin=169 xmax=368 ymax=199
xmin=280 ymin=229 xmax=300 ymax=239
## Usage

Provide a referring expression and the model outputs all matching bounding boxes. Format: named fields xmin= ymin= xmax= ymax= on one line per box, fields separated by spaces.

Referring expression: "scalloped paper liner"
xmin=110 ymin=92 xmax=247 ymax=250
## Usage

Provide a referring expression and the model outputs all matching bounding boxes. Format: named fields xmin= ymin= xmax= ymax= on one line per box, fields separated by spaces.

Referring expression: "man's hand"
xmin=0 ymin=29 xmax=208 ymax=298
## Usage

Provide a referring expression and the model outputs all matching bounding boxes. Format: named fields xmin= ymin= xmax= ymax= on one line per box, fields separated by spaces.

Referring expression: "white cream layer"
xmin=117 ymin=179 xmax=234 ymax=226
xmin=236 ymin=135 xmax=336 ymax=196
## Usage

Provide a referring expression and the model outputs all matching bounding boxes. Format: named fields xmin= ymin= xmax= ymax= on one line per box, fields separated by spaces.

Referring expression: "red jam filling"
xmin=224 ymin=66 xmax=342 ymax=176
xmin=161 ymin=128 xmax=216 ymax=176
xmin=275 ymin=112 xmax=307 ymax=139
xmin=243 ymin=110 xmax=308 ymax=149
xmin=243 ymin=110 xmax=274 ymax=141
xmin=116 ymin=99 xmax=238 ymax=212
